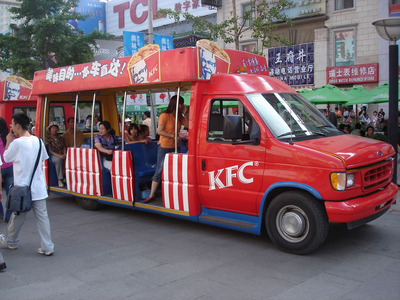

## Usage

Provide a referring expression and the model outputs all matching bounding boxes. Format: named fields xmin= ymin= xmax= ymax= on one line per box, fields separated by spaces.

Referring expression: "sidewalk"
xmin=0 ymin=192 xmax=399 ymax=300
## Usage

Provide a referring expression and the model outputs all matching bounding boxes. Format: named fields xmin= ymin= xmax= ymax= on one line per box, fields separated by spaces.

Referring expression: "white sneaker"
xmin=0 ymin=234 xmax=17 ymax=250
xmin=37 ymin=248 xmax=54 ymax=256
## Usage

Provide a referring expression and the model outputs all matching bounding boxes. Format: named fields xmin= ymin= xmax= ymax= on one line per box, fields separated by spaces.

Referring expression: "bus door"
xmin=196 ymin=97 xmax=266 ymax=216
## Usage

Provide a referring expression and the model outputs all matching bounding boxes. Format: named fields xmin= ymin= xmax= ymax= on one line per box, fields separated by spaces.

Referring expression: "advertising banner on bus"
xmin=32 ymin=41 xmax=269 ymax=95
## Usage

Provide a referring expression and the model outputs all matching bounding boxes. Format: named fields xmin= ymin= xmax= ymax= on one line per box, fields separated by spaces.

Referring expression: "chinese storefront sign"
xmin=334 ymin=29 xmax=354 ymax=66
xmin=275 ymin=0 xmax=326 ymax=19
xmin=326 ymin=63 xmax=379 ymax=85
xmin=268 ymin=43 xmax=314 ymax=86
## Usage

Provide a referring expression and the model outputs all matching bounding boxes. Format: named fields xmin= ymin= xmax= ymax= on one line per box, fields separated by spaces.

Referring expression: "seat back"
xmin=125 ymin=142 xmax=158 ymax=178
xmin=111 ymin=150 xmax=135 ymax=202
xmin=65 ymin=148 xmax=103 ymax=196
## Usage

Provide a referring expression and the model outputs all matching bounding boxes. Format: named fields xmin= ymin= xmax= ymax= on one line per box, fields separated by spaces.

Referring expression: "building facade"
xmin=0 ymin=0 xmax=22 ymax=33
xmin=217 ymin=0 xmax=395 ymax=93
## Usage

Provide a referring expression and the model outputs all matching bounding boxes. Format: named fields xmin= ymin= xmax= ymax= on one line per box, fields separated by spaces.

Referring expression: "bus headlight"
xmin=330 ymin=173 xmax=355 ymax=191
xmin=347 ymin=173 xmax=355 ymax=188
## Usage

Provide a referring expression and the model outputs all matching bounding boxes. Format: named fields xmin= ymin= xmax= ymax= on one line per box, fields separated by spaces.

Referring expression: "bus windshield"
xmin=246 ymin=92 xmax=342 ymax=140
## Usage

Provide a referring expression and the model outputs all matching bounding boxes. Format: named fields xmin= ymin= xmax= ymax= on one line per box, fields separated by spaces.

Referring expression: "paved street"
xmin=0 ymin=192 xmax=399 ymax=300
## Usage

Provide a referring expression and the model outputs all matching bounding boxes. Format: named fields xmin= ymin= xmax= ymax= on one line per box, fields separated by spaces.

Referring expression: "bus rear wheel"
xmin=76 ymin=197 xmax=101 ymax=210
xmin=266 ymin=191 xmax=329 ymax=255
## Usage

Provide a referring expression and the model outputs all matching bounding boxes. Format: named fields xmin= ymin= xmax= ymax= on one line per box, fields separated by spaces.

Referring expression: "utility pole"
xmin=148 ymin=0 xmax=154 ymax=44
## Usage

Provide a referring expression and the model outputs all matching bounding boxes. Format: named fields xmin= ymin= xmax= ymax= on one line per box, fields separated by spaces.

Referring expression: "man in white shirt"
xmin=0 ymin=156 xmax=6 ymax=271
xmin=0 ymin=113 xmax=54 ymax=256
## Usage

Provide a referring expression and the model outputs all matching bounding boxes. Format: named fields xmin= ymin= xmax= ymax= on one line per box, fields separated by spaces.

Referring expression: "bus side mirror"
xmin=223 ymin=115 xmax=242 ymax=140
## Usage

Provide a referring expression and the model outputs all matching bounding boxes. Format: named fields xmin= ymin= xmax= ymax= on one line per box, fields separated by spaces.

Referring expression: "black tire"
xmin=266 ymin=191 xmax=329 ymax=255
xmin=76 ymin=197 xmax=101 ymax=210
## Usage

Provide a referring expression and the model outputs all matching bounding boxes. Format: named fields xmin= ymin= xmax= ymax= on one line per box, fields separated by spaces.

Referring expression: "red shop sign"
xmin=326 ymin=63 xmax=379 ymax=85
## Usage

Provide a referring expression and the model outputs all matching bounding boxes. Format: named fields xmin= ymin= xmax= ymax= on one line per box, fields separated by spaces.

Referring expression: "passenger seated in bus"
xmin=139 ymin=124 xmax=152 ymax=143
xmin=62 ymin=117 xmax=84 ymax=148
xmin=46 ymin=121 xmax=66 ymax=187
xmin=94 ymin=121 xmax=117 ymax=171
xmin=126 ymin=123 xmax=148 ymax=144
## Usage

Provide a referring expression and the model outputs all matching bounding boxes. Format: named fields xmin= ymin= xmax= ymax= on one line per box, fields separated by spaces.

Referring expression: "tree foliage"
xmin=0 ymin=0 xmax=114 ymax=79
xmin=157 ymin=0 xmax=293 ymax=54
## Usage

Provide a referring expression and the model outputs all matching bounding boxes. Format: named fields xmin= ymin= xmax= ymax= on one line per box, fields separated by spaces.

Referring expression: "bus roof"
xmin=32 ymin=43 xmax=269 ymax=96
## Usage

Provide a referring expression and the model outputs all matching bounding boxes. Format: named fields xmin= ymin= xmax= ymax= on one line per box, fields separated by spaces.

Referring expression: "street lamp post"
xmin=372 ymin=17 xmax=400 ymax=183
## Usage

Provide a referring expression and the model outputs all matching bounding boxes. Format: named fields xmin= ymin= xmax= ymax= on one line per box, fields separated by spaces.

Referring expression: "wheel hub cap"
xmin=281 ymin=211 xmax=305 ymax=237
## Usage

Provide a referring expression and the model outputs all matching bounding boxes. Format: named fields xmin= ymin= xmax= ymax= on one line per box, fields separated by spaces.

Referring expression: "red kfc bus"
xmin=0 ymin=76 xmax=37 ymax=128
xmin=0 ymin=76 xmax=74 ymax=134
xmin=31 ymin=41 xmax=398 ymax=254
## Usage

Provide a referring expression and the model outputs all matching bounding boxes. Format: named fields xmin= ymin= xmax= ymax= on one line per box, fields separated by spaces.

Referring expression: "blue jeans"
xmin=151 ymin=146 xmax=175 ymax=183
xmin=1 ymin=166 xmax=13 ymax=221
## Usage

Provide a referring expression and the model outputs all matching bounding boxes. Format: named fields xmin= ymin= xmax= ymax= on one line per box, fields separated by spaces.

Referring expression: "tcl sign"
xmin=106 ymin=0 xmax=216 ymax=35
xmin=113 ymin=0 xmax=158 ymax=28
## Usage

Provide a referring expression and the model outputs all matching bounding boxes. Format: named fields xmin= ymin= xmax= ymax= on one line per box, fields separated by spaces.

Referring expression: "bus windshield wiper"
xmin=277 ymin=129 xmax=307 ymax=138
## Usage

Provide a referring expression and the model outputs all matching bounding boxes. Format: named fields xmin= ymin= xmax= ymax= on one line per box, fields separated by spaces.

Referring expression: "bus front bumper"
xmin=324 ymin=182 xmax=398 ymax=228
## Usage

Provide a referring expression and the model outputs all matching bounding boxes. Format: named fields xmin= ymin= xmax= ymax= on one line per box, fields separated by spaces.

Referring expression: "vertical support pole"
xmin=90 ymin=93 xmax=97 ymax=149
xmin=74 ymin=94 xmax=79 ymax=148
xmin=122 ymin=89 xmax=128 ymax=151
xmin=175 ymin=87 xmax=181 ymax=153
xmin=389 ymin=43 xmax=398 ymax=183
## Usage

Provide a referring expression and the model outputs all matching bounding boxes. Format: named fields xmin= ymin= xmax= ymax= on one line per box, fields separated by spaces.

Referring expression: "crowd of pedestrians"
xmin=325 ymin=106 xmax=388 ymax=141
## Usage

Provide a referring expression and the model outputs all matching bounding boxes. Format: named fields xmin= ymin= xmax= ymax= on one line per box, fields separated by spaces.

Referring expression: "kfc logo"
xmin=208 ymin=161 xmax=257 ymax=191
xmin=197 ymin=40 xmax=230 ymax=80
xmin=128 ymin=44 xmax=160 ymax=84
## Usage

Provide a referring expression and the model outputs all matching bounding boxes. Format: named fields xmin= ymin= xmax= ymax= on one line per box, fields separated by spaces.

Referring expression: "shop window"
xmin=242 ymin=3 xmax=254 ymax=27
xmin=334 ymin=0 xmax=354 ymax=11
xmin=241 ymin=42 xmax=257 ymax=53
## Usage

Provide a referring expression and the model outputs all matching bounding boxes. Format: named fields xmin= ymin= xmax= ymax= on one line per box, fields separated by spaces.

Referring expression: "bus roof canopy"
xmin=32 ymin=44 xmax=269 ymax=96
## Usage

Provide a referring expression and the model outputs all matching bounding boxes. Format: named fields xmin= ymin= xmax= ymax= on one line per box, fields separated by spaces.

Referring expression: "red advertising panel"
xmin=32 ymin=42 xmax=269 ymax=95
xmin=326 ymin=63 xmax=378 ymax=85
xmin=127 ymin=44 xmax=161 ymax=84
xmin=1 ymin=76 xmax=34 ymax=101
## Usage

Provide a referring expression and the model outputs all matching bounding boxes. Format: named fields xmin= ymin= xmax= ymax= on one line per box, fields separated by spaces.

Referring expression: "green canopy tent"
xmin=343 ymin=86 xmax=373 ymax=105
xmin=365 ymin=82 xmax=400 ymax=103
xmin=345 ymin=82 xmax=400 ymax=105
xmin=303 ymin=84 xmax=354 ymax=105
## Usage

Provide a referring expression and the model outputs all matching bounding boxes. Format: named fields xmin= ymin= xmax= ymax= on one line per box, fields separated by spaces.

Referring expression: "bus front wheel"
xmin=76 ymin=197 xmax=101 ymax=210
xmin=266 ymin=191 xmax=329 ymax=255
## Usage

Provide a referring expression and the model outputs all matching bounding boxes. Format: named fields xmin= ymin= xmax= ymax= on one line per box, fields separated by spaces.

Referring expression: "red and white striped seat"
xmin=111 ymin=150 xmax=135 ymax=202
xmin=66 ymin=148 xmax=102 ymax=196
xmin=162 ymin=153 xmax=191 ymax=212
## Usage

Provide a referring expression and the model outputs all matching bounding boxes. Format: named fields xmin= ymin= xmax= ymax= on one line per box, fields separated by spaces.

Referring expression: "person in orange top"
xmin=144 ymin=95 xmax=188 ymax=203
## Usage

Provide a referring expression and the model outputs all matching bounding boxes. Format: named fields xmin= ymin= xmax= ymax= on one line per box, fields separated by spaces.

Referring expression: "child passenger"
xmin=126 ymin=123 xmax=149 ymax=144
xmin=139 ymin=125 xmax=152 ymax=143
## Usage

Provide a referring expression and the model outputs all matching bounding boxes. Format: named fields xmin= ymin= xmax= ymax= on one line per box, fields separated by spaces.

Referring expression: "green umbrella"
xmin=302 ymin=84 xmax=354 ymax=104
xmin=365 ymin=82 xmax=400 ymax=103
xmin=298 ymin=89 xmax=313 ymax=97
xmin=343 ymin=86 xmax=373 ymax=105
